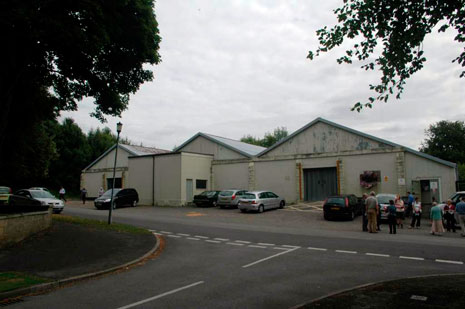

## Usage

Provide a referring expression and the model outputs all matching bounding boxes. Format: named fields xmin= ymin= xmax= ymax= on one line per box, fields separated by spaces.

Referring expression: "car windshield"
xmin=200 ymin=191 xmax=216 ymax=197
xmin=101 ymin=189 xmax=121 ymax=198
xmin=219 ymin=191 xmax=235 ymax=196
xmin=326 ymin=197 xmax=345 ymax=206
xmin=377 ymin=195 xmax=396 ymax=204
xmin=30 ymin=190 xmax=55 ymax=199
xmin=0 ymin=187 xmax=10 ymax=194
xmin=242 ymin=193 xmax=256 ymax=199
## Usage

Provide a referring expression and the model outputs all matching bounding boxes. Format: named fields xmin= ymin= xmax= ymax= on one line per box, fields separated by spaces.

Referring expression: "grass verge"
xmin=303 ymin=274 xmax=465 ymax=309
xmin=52 ymin=214 xmax=151 ymax=235
xmin=0 ymin=272 xmax=49 ymax=293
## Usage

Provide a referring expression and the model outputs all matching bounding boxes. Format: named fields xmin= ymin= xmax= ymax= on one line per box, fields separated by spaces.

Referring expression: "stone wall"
xmin=0 ymin=209 xmax=52 ymax=248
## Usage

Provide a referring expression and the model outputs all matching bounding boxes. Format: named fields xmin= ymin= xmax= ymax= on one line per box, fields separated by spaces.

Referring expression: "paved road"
xmin=12 ymin=203 xmax=465 ymax=308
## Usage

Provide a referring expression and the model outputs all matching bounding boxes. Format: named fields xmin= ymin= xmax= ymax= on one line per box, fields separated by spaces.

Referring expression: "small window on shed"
xmin=196 ymin=179 xmax=207 ymax=189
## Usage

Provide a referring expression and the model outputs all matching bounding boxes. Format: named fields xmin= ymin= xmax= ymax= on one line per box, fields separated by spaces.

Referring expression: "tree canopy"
xmin=308 ymin=0 xmax=465 ymax=111
xmin=420 ymin=120 xmax=465 ymax=179
xmin=241 ymin=127 xmax=288 ymax=148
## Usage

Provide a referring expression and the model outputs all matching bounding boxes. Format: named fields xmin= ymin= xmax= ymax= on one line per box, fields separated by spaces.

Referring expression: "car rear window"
xmin=377 ymin=195 xmax=395 ymax=204
xmin=325 ymin=197 xmax=345 ymax=206
xmin=242 ymin=193 xmax=256 ymax=199
xmin=220 ymin=191 xmax=234 ymax=196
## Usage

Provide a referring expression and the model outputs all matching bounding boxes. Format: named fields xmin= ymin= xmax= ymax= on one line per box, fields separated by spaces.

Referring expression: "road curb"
xmin=0 ymin=233 xmax=160 ymax=300
xmin=289 ymin=272 xmax=465 ymax=309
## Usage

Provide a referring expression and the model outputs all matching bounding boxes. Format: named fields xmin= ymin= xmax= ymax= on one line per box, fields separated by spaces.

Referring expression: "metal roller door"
xmin=304 ymin=167 xmax=337 ymax=202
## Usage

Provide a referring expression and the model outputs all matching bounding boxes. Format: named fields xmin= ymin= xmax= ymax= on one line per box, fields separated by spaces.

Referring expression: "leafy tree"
xmin=308 ymin=1 xmax=465 ymax=111
xmin=241 ymin=127 xmax=288 ymax=148
xmin=1 ymin=0 xmax=161 ymax=151
xmin=420 ymin=120 xmax=465 ymax=164
xmin=87 ymin=128 xmax=117 ymax=163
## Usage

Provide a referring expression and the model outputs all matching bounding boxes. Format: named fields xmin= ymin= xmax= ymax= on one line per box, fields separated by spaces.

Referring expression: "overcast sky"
xmin=60 ymin=0 xmax=464 ymax=152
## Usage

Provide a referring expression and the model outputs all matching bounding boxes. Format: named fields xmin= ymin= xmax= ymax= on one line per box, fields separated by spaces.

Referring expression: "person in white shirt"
xmin=409 ymin=197 xmax=422 ymax=229
xmin=59 ymin=187 xmax=66 ymax=202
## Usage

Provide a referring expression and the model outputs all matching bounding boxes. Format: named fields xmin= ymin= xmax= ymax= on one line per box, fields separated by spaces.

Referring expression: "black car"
xmin=94 ymin=188 xmax=139 ymax=210
xmin=323 ymin=194 xmax=361 ymax=220
xmin=193 ymin=191 xmax=221 ymax=207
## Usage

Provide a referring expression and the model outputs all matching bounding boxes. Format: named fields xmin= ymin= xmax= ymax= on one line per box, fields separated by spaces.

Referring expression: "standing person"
xmin=406 ymin=191 xmax=414 ymax=217
xmin=443 ymin=199 xmax=456 ymax=233
xmin=387 ymin=200 xmax=397 ymax=234
xmin=59 ymin=186 xmax=67 ymax=202
xmin=366 ymin=191 xmax=378 ymax=233
xmin=98 ymin=187 xmax=104 ymax=197
xmin=395 ymin=194 xmax=405 ymax=228
xmin=430 ymin=201 xmax=444 ymax=236
xmin=409 ymin=197 xmax=422 ymax=229
xmin=361 ymin=193 xmax=368 ymax=232
xmin=80 ymin=188 xmax=87 ymax=204
xmin=455 ymin=197 xmax=465 ymax=237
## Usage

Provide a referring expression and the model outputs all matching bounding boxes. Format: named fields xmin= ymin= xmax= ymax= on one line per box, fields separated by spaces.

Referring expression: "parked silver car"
xmin=217 ymin=190 xmax=248 ymax=208
xmin=238 ymin=191 xmax=285 ymax=213
xmin=376 ymin=193 xmax=396 ymax=220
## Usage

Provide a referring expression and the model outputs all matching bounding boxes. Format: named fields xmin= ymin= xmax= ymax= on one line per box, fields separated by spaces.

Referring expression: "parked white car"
xmin=15 ymin=189 xmax=64 ymax=213
xmin=376 ymin=193 xmax=396 ymax=221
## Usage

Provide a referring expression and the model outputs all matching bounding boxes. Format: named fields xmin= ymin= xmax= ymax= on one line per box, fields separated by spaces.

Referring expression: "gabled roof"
xmin=174 ymin=132 xmax=266 ymax=158
xmin=257 ymin=117 xmax=456 ymax=168
xmin=83 ymin=144 xmax=170 ymax=171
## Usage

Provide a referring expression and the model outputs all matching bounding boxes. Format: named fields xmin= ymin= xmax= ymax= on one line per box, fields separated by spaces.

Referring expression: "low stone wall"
xmin=0 ymin=209 xmax=52 ymax=248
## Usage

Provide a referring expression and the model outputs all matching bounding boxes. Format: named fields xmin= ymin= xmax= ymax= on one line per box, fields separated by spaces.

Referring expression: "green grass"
xmin=0 ymin=272 xmax=49 ymax=293
xmin=52 ymin=215 xmax=151 ymax=235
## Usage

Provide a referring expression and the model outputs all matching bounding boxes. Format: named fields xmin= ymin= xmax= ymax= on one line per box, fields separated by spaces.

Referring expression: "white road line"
xmin=205 ymin=240 xmax=221 ymax=243
xmin=258 ymin=243 xmax=275 ymax=246
xmin=335 ymin=250 xmax=357 ymax=254
xmin=273 ymin=247 xmax=289 ymax=250
xmin=116 ymin=281 xmax=204 ymax=309
xmin=281 ymin=245 xmax=300 ymax=248
xmin=186 ymin=237 xmax=200 ymax=241
xmin=160 ymin=231 xmax=172 ymax=234
xmin=214 ymin=238 xmax=229 ymax=241
xmin=435 ymin=259 xmax=464 ymax=265
xmin=399 ymin=256 xmax=425 ymax=261
xmin=242 ymin=247 xmax=299 ymax=268
xmin=153 ymin=232 xmax=162 ymax=235
xmin=235 ymin=240 xmax=251 ymax=244
xmin=148 ymin=229 xmax=157 ymax=232
xmin=226 ymin=242 xmax=244 ymax=246
xmin=366 ymin=253 xmax=390 ymax=257
xmin=308 ymin=247 xmax=327 ymax=251
xmin=177 ymin=233 xmax=190 ymax=237
xmin=194 ymin=235 xmax=209 ymax=239
xmin=167 ymin=235 xmax=181 ymax=238
xmin=248 ymin=245 xmax=267 ymax=249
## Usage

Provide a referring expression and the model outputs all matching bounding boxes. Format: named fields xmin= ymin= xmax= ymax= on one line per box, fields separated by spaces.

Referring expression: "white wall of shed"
xmin=153 ymin=154 xmax=182 ymax=206
xmin=404 ymin=153 xmax=456 ymax=201
xmin=255 ymin=160 xmax=297 ymax=203
xmin=212 ymin=163 xmax=249 ymax=191
xmin=180 ymin=153 xmax=213 ymax=205
xmin=128 ymin=156 xmax=153 ymax=205
xmin=90 ymin=147 xmax=131 ymax=170
xmin=177 ymin=136 xmax=246 ymax=160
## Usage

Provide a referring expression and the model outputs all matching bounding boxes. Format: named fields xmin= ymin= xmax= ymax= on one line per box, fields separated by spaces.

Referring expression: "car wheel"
xmin=132 ymin=200 xmax=137 ymax=207
xmin=324 ymin=212 xmax=330 ymax=221
xmin=220 ymin=205 xmax=225 ymax=209
xmin=240 ymin=209 xmax=247 ymax=213
xmin=258 ymin=205 xmax=264 ymax=213
xmin=279 ymin=201 xmax=285 ymax=209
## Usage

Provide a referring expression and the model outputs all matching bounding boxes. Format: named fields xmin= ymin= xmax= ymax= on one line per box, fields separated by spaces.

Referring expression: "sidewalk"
xmin=0 ymin=216 xmax=158 ymax=299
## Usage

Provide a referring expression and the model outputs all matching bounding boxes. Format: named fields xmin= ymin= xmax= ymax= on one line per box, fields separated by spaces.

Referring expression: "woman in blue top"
xmin=387 ymin=200 xmax=397 ymax=234
xmin=430 ymin=203 xmax=444 ymax=236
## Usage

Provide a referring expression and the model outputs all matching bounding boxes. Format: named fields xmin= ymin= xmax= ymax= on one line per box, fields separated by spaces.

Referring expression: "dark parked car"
xmin=193 ymin=190 xmax=221 ymax=207
xmin=323 ymin=194 xmax=361 ymax=220
xmin=13 ymin=189 xmax=64 ymax=213
xmin=94 ymin=188 xmax=139 ymax=210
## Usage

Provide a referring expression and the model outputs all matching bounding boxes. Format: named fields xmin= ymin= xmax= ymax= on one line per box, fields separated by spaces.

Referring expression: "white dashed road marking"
xmin=308 ymin=247 xmax=328 ymax=251
xmin=226 ymin=242 xmax=244 ymax=246
xmin=167 ymin=235 xmax=181 ymax=238
xmin=214 ymin=238 xmax=229 ymax=241
xmin=205 ymin=240 xmax=221 ymax=244
xmin=335 ymin=250 xmax=357 ymax=254
xmin=242 ymin=247 xmax=300 ymax=268
xmin=399 ymin=256 xmax=425 ymax=261
xmin=435 ymin=259 xmax=464 ymax=265
xmin=160 ymin=231 xmax=172 ymax=234
xmin=195 ymin=235 xmax=209 ymax=239
xmin=258 ymin=243 xmax=275 ymax=246
xmin=187 ymin=237 xmax=200 ymax=241
xmin=366 ymin=253 xmax=390 ymax=257
xmin=248 ymin=245 xmax=267 ymax=249
xmin=177 ymin=233 xmax=190 ymax=237
xmin=235 ymin=240 xmax=251 ymax=244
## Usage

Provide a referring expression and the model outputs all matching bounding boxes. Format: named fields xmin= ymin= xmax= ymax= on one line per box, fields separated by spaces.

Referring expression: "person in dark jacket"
xmin=361 ymin=193 xmax=368 ymax=232
xmin=387 ymin=200 xmax=397 ymax=234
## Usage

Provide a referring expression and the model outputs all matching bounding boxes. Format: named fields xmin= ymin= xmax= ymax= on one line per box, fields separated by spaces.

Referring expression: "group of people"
xmin=58 ymin=186 xmax=106 ymax=204
xmin=362 ymin=191 xmax=465 ymax=237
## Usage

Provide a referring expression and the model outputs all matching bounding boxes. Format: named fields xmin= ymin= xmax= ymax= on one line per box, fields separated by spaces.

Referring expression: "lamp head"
xmin=116 ymin=122 xmax=123 ymax=134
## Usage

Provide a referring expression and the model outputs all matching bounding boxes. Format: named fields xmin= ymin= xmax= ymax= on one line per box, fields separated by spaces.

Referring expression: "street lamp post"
xmin=108 ymin=122 xmax=123 ymax=225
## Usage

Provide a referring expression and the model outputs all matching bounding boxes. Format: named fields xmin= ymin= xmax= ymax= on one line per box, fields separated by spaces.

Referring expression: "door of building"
xmin=107 ymin=178 xmax=122 ymax=190
xmin=304 ymin=167 xmax=338 ymax=202
xmin=186 ymin=179 xmax=193 ymax=203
